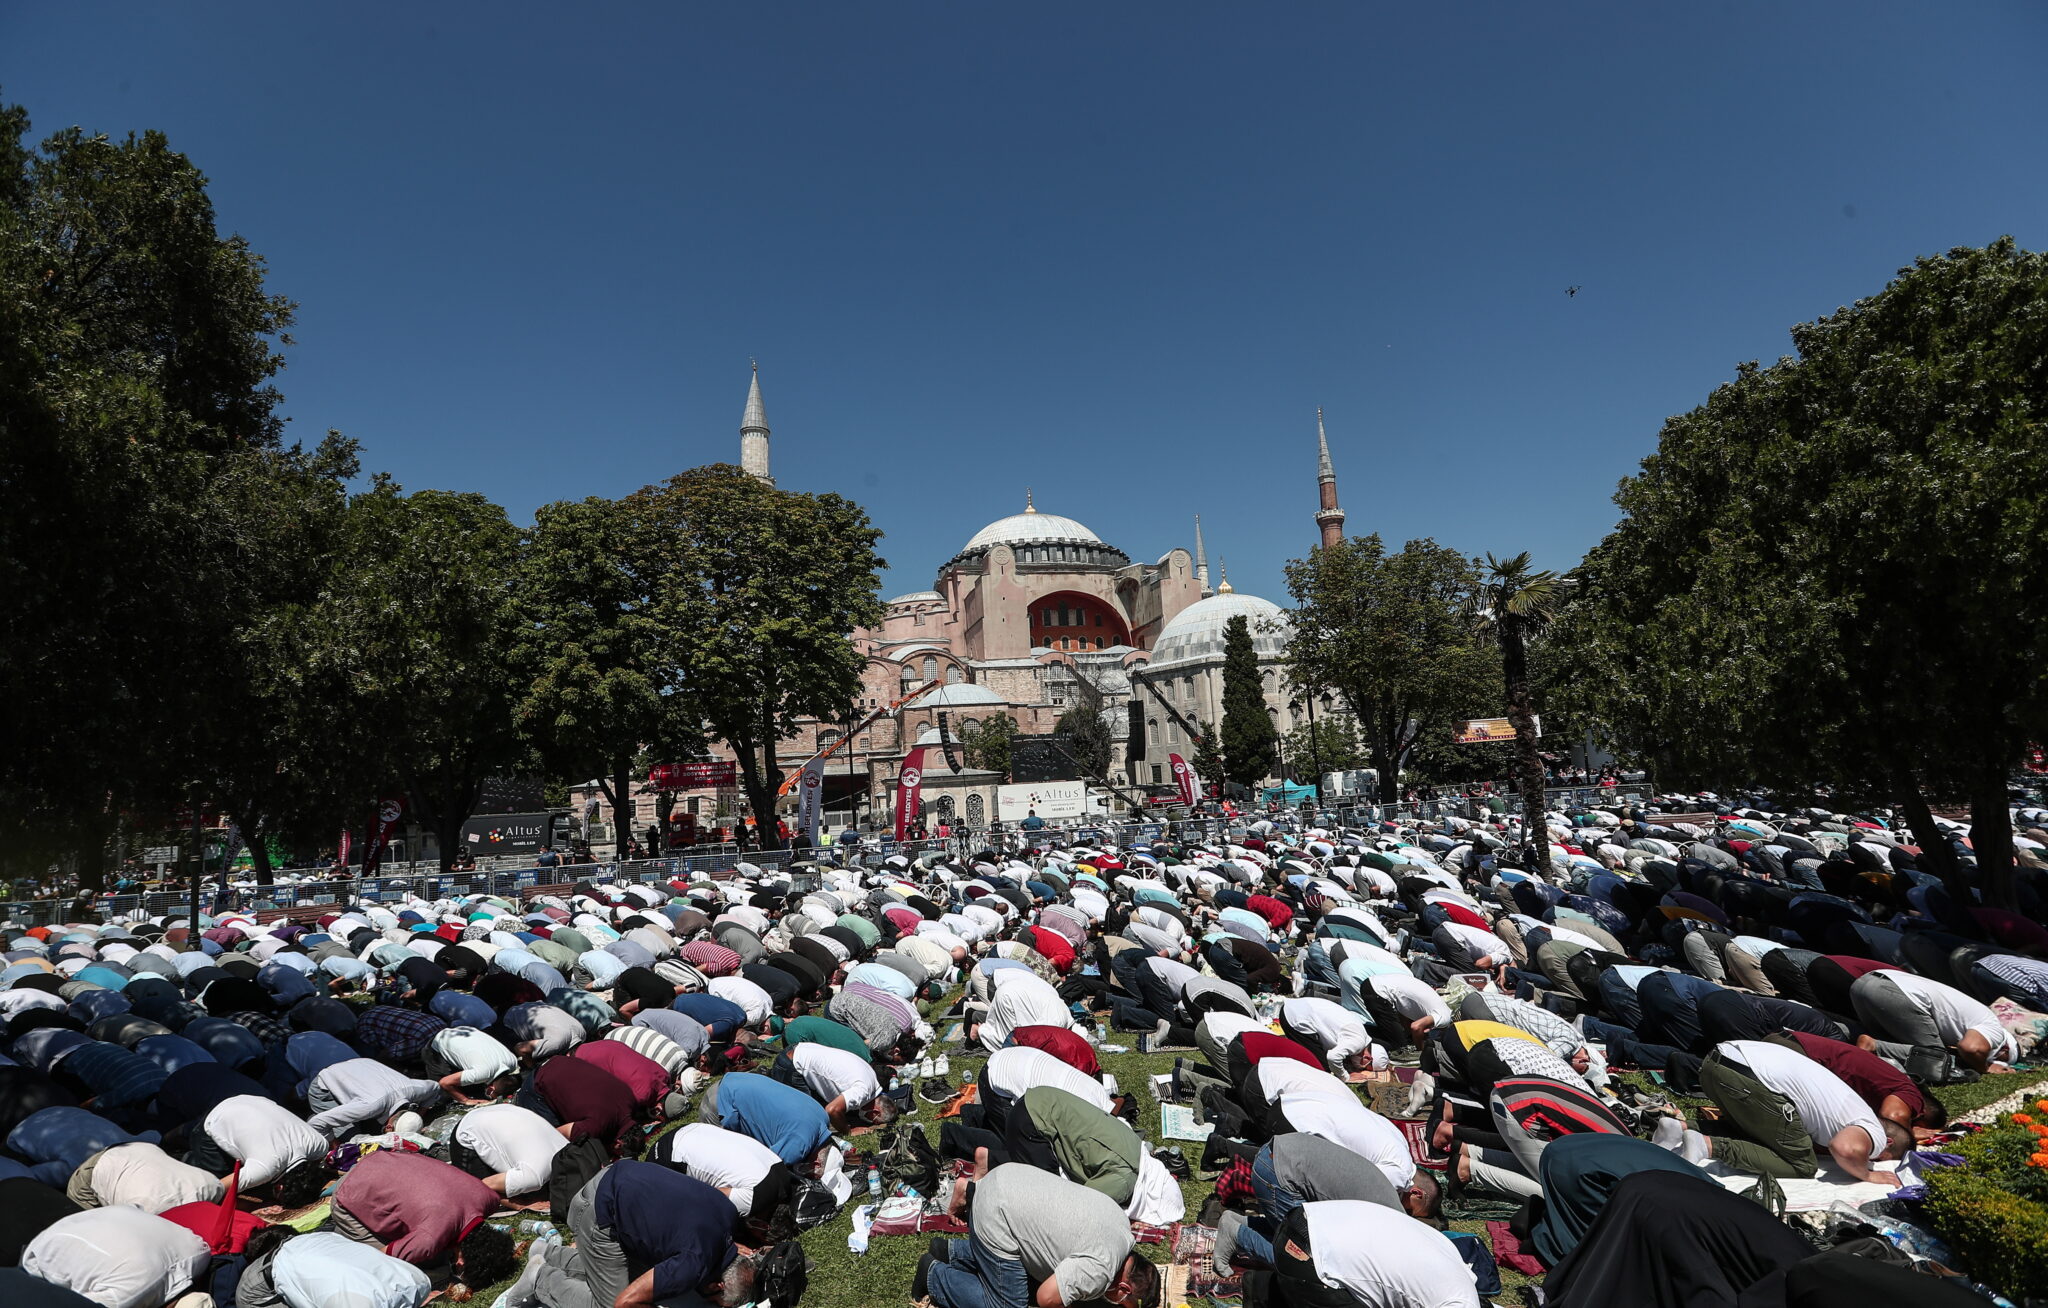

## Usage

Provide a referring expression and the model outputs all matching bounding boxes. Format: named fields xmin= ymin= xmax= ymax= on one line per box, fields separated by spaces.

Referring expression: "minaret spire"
xmin=1194 ymin=515 xmax=1212 ymax=597
xmin=740 ymin=361 xmax=772 ymax=484
xmin=1314 ymin=407 xmax=1345 ymax=550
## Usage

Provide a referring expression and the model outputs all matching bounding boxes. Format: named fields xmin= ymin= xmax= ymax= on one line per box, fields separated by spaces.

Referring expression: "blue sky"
xmin=8 ymin=3 xmax=2045 ymax=602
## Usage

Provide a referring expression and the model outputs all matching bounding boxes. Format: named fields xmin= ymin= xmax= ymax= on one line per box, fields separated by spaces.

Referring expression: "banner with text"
xmin=893 ymin=747 xmax=927 ymax=842
xmin=997 ymin=781 xmax=1088 ymax=822
xmin=1169 ymin=752 xmax=1200 ymax=806
xmin=795 ymin=756 xmax=828 ymax=846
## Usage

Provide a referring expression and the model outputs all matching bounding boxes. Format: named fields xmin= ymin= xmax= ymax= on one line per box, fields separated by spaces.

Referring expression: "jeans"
xmin=928 ymin=1234 xmax=1032 ymax=1308
xmin=1234 ymin=1143 xmax=1302 ymax=1267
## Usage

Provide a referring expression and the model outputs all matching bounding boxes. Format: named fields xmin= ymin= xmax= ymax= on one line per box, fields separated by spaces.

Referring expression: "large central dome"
xmin=962 ymin=510 xmax=1104 ymax=553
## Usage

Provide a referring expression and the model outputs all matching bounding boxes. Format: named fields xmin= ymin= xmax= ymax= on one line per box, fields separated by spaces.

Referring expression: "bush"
xmin=1922 ymin=1110 xmax=2048 ymax=1300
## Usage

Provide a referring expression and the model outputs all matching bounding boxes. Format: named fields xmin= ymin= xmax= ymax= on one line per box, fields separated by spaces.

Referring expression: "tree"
xmin=1055 ymin=705 xmax=1114 ymax=781
xmin=515 ymin=495 xmax=700 ymax=855
xmin=636 ymin=466 xmax=884 ymax=850
xmin=1285 ymin=536 xmax=1494 ymax=802
xmin=961 ymin=714 xmax=1018 ymax=780
xmin=1472 ymin=553 xmax=1567 ymax=870
xmin=1557 ymin=240 xmax=2048 ymax=907
xmin=0 ymin=97 xmax=299 ymax=880
xmin=1281 ymin=714 xmax=1368 ymax=779
xmin=1220 ymin=615 xmax=1279 ymax=787
xmin=1192 ymin=720 xmax=1226 ymax=791
xmin=283 ymin=481 xmax=525 ymax=871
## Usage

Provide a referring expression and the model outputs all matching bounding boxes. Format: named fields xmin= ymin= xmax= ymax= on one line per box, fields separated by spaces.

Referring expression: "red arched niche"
xmin=1029 ymin=590 xmax=1130 ymax=652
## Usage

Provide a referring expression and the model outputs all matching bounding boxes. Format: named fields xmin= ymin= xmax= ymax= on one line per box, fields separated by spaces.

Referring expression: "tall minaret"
xmin=1193 ymin=515 xmax=1213 ymax=597
xmin=1314 ymin=407 xmax=1346 ymax=550
xmin=740 ymin=362 xmax=772 ymax=484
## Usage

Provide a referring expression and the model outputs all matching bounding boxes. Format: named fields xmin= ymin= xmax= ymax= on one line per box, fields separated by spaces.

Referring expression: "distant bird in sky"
xmin=1567 ymin=285 xmax=1582 ymax=297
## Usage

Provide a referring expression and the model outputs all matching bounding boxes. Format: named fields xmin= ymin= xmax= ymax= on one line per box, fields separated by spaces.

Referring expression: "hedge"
xmin=1921 ymin=1105 xmax=2048 ymax=1301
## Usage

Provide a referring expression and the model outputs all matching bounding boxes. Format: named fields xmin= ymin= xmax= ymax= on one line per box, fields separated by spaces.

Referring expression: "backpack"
xmin=757 ymin=1239 xmax=809 ymax=1308
xmin=875 ymin=1120 xmax=941 ymax=1197
xmin=548 ymin=1136 xmax=612 ymax=1224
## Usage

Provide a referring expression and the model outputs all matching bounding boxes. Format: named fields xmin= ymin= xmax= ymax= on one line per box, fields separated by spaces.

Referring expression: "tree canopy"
xmin=1556 ymin=239 xmax=2048 ymax=904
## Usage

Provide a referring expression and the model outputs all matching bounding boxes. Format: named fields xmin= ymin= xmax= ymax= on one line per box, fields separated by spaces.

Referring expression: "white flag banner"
xmin=796 ymin=755 xmax=828 ymax=846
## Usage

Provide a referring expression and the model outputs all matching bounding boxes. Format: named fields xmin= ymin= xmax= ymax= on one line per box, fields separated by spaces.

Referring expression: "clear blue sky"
xmin=8 ymin=3 xmax=2045 ymax=602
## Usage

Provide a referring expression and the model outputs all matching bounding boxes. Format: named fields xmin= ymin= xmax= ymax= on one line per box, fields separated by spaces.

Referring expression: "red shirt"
xmin=1237 ymin=1031 xmax=1322 ymax=1072
xmin=536 ymin=1055 xmax=637 ymax=1151
xmin=1825 ymin=955 xmax=1900 ymax=980
xmin=1245 ymin=895 xmax=1294 ymax=933
xmin=1008 ymin=1025 xmax=1101 ymax=1078
xmin=333 ymin=1150 xmax=497 ymax=1265
xmin=1788 ymin=1030 xmax=1925 ymax=1120
xmin=1024 ymin=926 xmax=1076 ymax=974
xmin=573 ymin=1040 xmax=672 ymax=1110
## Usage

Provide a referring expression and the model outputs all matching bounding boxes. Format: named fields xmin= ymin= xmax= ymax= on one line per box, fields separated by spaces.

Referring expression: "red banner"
xmin=894 ymin=747 xmax=927 ymax=842
xmin=364 ymin=796 xmax=406 ymax=873
xmin=1168 ymin=752 xmax=1199 ymax=807
xmin=650 ymin=761 xmax=737 ymax=790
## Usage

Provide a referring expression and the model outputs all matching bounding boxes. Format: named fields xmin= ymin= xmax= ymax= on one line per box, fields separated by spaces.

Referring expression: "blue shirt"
xmin=429 ymin=988 xmax=497 ymax=1029
xmin=180 ymin=1015 xmax=269 ymax=1069
xmin=715 ymin=1072 xmax=832 ymax=1166
xmin=594 ymin=1163 xmax=736 ymax=1300
xmin=671 ymin=992 xmax=748 ymax=1040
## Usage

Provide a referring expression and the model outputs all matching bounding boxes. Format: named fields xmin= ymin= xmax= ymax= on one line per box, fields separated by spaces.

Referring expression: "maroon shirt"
xmin=536 ymin=1054 xmax=637 ymax=1151
xmin=333 ymin=1149 xmax=497 ymax=1265
xmin=1787 ymin=1030 xmax=1925 ymax=1120
xmin=1008 ymin=1025 xmax=1101 ymax=1078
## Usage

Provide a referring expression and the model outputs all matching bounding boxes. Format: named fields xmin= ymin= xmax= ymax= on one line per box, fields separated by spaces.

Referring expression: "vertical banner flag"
xmin=1169 ymin=752 xmax=1199 ymax=806
xmin=364 ymin=796 xmax=405 ymax=874
xmin=796 ymin=755 xmax=828 ymax=847
xmin=894 ymin=747 xmax=927 ymax=842
xmin=337 ymin=829 xmax=353 ymax=870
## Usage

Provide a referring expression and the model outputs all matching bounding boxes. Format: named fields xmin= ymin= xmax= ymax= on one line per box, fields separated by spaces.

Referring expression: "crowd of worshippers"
xmin=0 ymin=797 xmax=2043 ymax=1308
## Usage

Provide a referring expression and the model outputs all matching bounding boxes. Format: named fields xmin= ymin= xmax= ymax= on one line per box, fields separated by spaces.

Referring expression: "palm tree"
xmin=1472 ymin=553 xmax=1567 ymax=872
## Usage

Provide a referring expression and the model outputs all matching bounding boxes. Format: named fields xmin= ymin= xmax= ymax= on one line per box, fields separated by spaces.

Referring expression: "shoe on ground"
xmin=912 ymin=1253 xmax=934 ymax=1301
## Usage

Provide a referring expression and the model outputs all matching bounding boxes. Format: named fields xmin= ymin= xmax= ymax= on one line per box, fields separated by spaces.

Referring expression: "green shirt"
xmin=1019 ymin=1085 xmax=1141 ymax=1207
xmin=780 ymin=1016 xmax=872 ymax=1062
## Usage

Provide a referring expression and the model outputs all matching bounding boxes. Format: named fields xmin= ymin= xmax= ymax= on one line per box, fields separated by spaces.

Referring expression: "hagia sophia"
xmin=585 ymin=367 xmax=1348 ymax=836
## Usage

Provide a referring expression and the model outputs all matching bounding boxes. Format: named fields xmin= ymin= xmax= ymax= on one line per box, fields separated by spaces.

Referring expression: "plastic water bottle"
xmin=867 ymin=1166 xmax=882 ymax=1198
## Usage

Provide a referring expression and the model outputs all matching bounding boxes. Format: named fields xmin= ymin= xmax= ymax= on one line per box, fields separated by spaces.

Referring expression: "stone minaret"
xmin=1314 ymin=407 xmax=1346 ymax=550
xmin=1194 ymin=515 xmax=1213 ymax=597
xmin=740 ymin=362 xmax=772 ymax=484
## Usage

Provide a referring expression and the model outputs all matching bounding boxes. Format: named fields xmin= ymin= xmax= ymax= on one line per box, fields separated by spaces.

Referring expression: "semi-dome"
xmin=962 ymin=511 xmax=1104 ymax=553
xmin=1147 ymin=591 xmax=1292 ymax=667
xmin=888 ymin=590 xmax=944 ymax=606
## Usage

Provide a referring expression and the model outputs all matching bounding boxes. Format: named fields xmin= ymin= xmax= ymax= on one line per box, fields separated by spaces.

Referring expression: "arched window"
xmin=923 ymin=656 xmax=939 ymax=681
xmin=945 ymin=666 xmax=962 ymax=685
xmin=966 ymin=793 xmax=985 ymax=826
xmin=958 ymin=717 xmax=978 ymax=736
xmin=935 ymin=795 xmax=956 ymax=819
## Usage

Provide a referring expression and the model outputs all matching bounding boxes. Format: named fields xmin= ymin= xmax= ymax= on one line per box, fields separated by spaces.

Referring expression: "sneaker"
xmin=918 ymin=1077 xmax=954 ymax=1104
xmin=1155 ymin=1146 xmax=1191 ymax=1180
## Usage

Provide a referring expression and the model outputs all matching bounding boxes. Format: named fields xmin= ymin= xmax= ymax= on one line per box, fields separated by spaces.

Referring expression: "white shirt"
xmin=1124 ymin=1150 xmax=1185 ymax=1224
xmin=502 ymin=1002 xmax=585 ymax=1058
xmin=1879 ymin=971 xmax=2017 ymax=1061
xmin=1301 ymin=1201 xmax=1480 ymax=1308
xmin=1197 ymin=1012 xmax=1267 ymax=1048
xmin=428 ymin=1026 xmax=519 ymax=1086
xmin=1367 ymin=973 xmax=1453 ymax=1026
xmin=22 ymin=1207 xmax=212 ymax=1308
xmin=1268 ymin=1072 xmax=1414 ymax=1189
xmin=708 ymin=975 xmax=772 ymax=1027
xmin=982 ymin=1046 xmax=1113 ymax=1113
xmin=658 ymin=1123 xmax=780 ymax=1214
xmin=454 ymin=1104 xmax=569 ymax=1197
xmin=980 ymin=973 xmax=1073 ymax=1051
xmin=86 ymin=1142 xmax=224 ymax=1213
xmin=791 ymin=1042 xmax=879 ymax=1111
xmin=1718 ymin=1039 xmax=1885 ymax=1162
xmin=203 ymin=1094 xmax=329 ymax=1187
xmin=271 ymin=1230 xmax=431 ymax=1308
xmin=1282 ymin=997 xmax=1369 ymax=1069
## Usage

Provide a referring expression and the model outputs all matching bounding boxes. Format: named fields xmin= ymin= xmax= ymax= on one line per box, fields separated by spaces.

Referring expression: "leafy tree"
xmin=1559 ymin=240 xmax=2048 ymax=907
xmin=0 ymin=97 xmax=298 ymax=880
xmin=1285 ymin=536 xmax=1494 ymax=802
xmin=962 ymin=713 xmax=1018 ymax=780
xmin=284 ymin=481 xmax=525 ymax=871
xmin=1472 ymin=553 xmax=1568 ymax=869
xmin=1281 ymin=714 xmax=1368 ymax=780
xmin=515 ymin=495 xmax=700 ymax=854
xmin=1220 ymin=615 xmax=1279 ymax=787
xmin=1192 ymin=720 xmax=1226 ymax=790
xmin=636 ymin=466 xmax=884 ymax=850
xmin=1055 ymin=705 xmax=1115 ymax=781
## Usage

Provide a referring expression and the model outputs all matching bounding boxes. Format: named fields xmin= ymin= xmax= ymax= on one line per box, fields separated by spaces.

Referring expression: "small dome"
xmin=913 ymin=727 xmax=965 ymax=746
xmin=918 ymin=682 xmax=1006 ymax=708
xmin=1147 ymin=592 xmax=1291 ymax=667
xmin=888 ymin=590 xmax=944 ymax=606
xmin=962 ymin=512 xmax=1104 ymax=553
